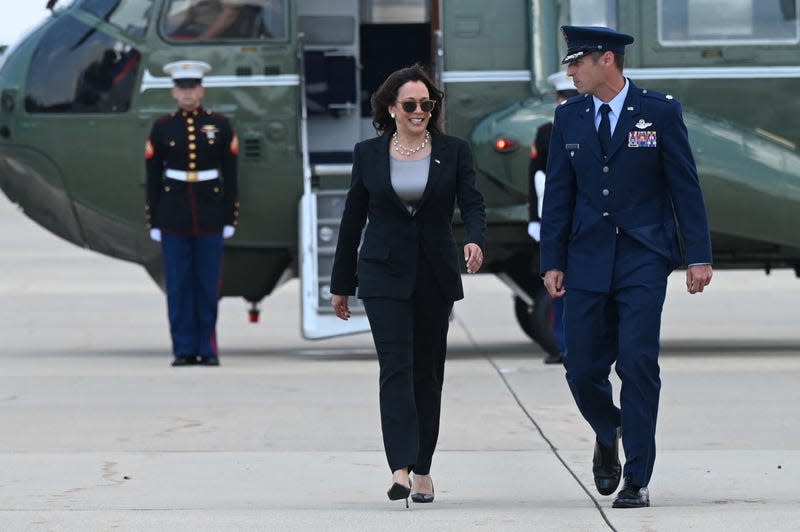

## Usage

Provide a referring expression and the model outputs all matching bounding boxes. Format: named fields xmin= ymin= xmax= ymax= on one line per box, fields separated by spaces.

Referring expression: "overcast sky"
xmin=0 ymin=2 xmax=51 ymax=47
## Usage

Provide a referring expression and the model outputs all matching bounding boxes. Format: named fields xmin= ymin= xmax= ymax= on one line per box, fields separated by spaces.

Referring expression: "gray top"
xmin=390 ymin=155 xmax=430 ymax=214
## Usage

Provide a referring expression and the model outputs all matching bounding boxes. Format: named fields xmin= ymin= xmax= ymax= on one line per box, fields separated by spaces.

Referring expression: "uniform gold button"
xmin=188 ymin=126 xmax=195 ymax=132
xmin=189 ymin=143 xmax=196 ymax=150
xmin=189 ymin=162 xmax=196 ymax=169
xmin=189 ymin=135 xmax=196 ymax=141
xmin=187 ymin=118 xmax=194 ymax=124
xmin=165 ymin=186 xmax=171 ymax=192
xmin=213 ymin=187 xmax=220 ymax=193
xmin=189 ymin=153 xmax=196 ymax=160
xmin=169 ymin=141 xmax=176 ymax=147
xmin=209 ymin=140 xmax=215 ymax=144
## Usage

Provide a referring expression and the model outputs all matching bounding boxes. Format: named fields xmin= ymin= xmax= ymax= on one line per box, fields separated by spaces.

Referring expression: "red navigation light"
xmin=494 ymin=137 xmax=519 ymax=153
xmin=248 ymin=304 xmax=260 ymax=323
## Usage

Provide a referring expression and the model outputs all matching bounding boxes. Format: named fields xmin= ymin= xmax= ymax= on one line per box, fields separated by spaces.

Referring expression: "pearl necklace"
xmin=392 ymin=130 xmax=430 ymax=157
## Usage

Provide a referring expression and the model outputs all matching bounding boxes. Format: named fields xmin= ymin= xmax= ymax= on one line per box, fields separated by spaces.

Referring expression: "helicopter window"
xmin=569 ymin=0 xmax=618 ymax=29
xmin=360 ymin=0 xmax=429 ymax=23
xmin=162 ymin=0 xmax=287 ymax=41
xmin=78 ymin=0 xmax=154 ymax=39
xmin=25 ymin=16 xmax=141 ymax=113
xmin=659 ymin=0 xmax=798 ymax=45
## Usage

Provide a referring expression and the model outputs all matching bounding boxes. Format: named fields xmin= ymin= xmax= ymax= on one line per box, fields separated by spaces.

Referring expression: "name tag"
xmin=628 ymin=131 xmax=657 ymax=148
xmin=565 ymin=143 xmax=579 ymax=158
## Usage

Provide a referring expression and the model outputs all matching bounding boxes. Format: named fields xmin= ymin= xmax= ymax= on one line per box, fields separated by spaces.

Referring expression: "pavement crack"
xmin=454 ymin=314 xmax=618 ymax=532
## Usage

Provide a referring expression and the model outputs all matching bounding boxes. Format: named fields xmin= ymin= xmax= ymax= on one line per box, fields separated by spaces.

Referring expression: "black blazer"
xmin=330 ymin=132 xmax=486 ymax=302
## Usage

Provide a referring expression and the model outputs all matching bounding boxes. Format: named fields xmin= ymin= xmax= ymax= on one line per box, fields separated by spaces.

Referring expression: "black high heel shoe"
xmin=411 ymin=479 xmax=435 ymax=503
xmin=387 ymin=480 xmax=412 ymax=508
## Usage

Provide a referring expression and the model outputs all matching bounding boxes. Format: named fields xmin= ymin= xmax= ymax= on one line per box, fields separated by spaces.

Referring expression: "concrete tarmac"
xmin=1 ymin=195 xmax=798 ymax=531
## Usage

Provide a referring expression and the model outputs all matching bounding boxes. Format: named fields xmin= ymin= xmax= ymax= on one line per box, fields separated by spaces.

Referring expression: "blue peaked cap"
xmin=560 ymin=25 xmax=634 ymax=64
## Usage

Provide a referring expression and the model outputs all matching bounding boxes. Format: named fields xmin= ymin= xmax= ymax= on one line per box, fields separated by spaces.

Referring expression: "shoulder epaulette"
xmin=640 ymin=88 xmax=677 ymax=103
xmin=559 ymin=93 xmax=588 ymax=108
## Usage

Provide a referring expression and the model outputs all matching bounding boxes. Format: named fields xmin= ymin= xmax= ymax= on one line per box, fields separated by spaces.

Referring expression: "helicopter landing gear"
xmin=513 ymin=287 xmax=561 ymax=360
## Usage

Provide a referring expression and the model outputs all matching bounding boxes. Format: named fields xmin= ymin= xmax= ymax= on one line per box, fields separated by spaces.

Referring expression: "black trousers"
xmin=362 ymin=254 xmax=453 ymax=474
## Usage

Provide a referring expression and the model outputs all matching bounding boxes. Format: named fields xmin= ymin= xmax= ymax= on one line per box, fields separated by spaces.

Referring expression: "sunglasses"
xmin=399 ymin=99 xmax=436 ymax=113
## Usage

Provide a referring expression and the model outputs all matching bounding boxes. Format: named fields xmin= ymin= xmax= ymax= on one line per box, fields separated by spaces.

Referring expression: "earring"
xmin=390 ymin=113 xmax=396 ymax=119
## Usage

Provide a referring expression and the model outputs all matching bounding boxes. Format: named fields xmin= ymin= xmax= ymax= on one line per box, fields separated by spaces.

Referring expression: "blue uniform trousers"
xmin=161 ymin=232 xmax=224 ymax=358
xmin=562 ymin=234 xmax=670 ymax=487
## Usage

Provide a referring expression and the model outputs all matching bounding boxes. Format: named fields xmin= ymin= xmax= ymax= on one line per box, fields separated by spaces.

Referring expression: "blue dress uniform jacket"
xmin=330 ymin=133 xmax=486 ymax=302
xmin=145 ymin=107 xmax=239 ymax=234
xmin=540 ymin=81 xmax=712 ymax=291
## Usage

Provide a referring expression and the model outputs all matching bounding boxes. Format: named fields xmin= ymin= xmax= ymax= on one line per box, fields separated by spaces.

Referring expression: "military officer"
xmin=145 ymin=60 xmax=239 ymax=367
xmin=540 ymin=26 xmax=713 ymax=508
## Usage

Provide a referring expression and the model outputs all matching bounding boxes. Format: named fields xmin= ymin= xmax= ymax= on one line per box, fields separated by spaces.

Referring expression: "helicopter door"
xmin=297 ymin=0 xmax=370 ymax=339
xmin=297 ymin=0 xmax=438 ymax=339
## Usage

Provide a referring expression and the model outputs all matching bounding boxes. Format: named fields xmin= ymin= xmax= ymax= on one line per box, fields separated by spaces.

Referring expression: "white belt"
xmin=165 ymin=169 xmax=219 ymax=182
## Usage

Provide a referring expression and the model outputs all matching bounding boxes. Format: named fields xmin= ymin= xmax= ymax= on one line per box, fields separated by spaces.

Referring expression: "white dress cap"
xmin=546 ymin=70 xmax=576 ymax=91
xmin=163 ymin=60 xmax=212 ymax=80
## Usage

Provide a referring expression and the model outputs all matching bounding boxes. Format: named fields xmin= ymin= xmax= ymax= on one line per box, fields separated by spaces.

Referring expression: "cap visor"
xmin=175 ymin=79 xmax=202 ymax=88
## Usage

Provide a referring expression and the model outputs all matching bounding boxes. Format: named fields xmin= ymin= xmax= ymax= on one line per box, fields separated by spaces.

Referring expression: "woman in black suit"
xmin=330 ymin=64 xmax=486 ymax=506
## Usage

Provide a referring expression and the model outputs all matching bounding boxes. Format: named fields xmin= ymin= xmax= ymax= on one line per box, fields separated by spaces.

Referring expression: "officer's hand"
xmin=223 ymin=225 xmax=235 ymax=239
xmin=332 ymin=294 xmax=351 ymax=320
xmin=528 ymin=221 xmax=541 ymax=242
xmin=686 ymin=264 xmax=713 ymax=294
xmin=149 ymin=228 xmax=162 ymax=242
xmin=544 ymin=269 xmax=565 ymax=298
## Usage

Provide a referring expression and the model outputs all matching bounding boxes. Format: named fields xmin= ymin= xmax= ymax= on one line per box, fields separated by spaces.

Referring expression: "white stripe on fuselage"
xmin=140 ymin=69 xmax=300 ymax=92
xmin=626 ymin=66 xmax=800 ymax=80
xmin=442 ymin=70 xmax=532 ymax=83
xmin=441 ymin=66 xmax=800 ymax=84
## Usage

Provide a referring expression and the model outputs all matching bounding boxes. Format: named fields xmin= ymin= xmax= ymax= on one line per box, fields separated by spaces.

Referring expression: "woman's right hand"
xmin=332 ymin=294 xmax=351 ymax=320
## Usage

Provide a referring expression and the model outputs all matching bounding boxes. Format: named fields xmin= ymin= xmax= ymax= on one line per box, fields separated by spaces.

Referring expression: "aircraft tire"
xmin=513 ymin=286 xmax=561 ymax=358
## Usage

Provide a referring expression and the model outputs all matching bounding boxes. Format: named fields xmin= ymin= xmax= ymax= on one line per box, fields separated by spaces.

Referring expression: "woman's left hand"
xmin=464 ymin=243 xmax=484 ymax=274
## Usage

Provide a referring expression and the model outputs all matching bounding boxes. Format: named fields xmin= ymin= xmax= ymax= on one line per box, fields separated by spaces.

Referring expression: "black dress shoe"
xmin=199 ymin=355 xmax=220 ymax=366
xmin=171 ymin=356 xmax=197 ymax=367
xmin=593 ymin=427 xmax=621 ymax=496
xmin=612 ymin=477 xmax=650 ymax=508
xmin=543 ymin=351 xmax=563 ymax=364
xmin=387 ymin=481 xmax=412 ymax=508
xmin=411 ymin=479 xmax=434 ymax=503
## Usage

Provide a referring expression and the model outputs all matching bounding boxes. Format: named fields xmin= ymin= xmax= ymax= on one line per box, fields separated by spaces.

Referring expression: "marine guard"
xmin=145 ymin=60 xmax=239 ymax=367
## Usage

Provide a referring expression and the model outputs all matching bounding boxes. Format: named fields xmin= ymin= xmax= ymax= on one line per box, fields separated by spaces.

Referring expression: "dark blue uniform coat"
xmin=541 ymin=82 xmax=711 ymax=287
xmin=146 ymin=107 xmax=239 ymax=234
xmin=540 ymin=80 xmax=712 ymax=487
